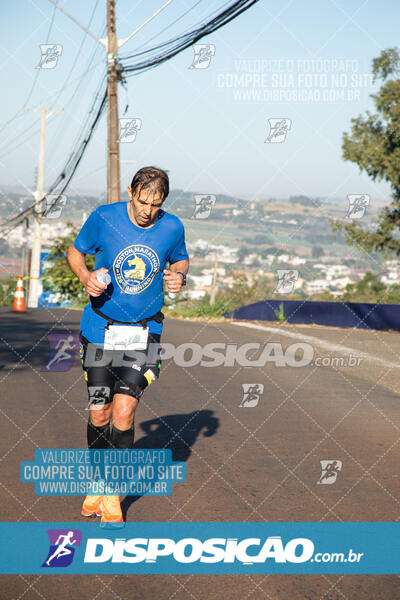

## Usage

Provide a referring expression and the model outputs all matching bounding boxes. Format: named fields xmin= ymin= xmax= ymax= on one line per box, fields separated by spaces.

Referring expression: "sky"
xmin=0 ymin=0 xmax=399 ymax=203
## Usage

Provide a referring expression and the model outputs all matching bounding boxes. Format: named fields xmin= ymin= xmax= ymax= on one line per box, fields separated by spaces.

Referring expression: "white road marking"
xmin=231 ymin=321 xmax=400 ymax=369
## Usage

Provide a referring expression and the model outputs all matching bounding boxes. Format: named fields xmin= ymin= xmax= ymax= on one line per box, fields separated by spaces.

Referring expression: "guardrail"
xmin=223 ymin=299 xmax=400 ymax=331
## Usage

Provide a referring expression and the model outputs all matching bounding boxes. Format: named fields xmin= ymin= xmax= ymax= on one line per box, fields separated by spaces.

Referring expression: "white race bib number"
xmin=104 ymin=325 xmax=149 ymax=351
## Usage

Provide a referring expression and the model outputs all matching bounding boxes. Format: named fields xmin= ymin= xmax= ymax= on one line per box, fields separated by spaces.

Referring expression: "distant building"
xmin=186 ymin=289 xmax=207 ymax=299
xmin=7 ymin=222 xmax=72 ymax=248
xmin=325 ymin=265 xmax=351 ymax=281
xmin=381 ymin=260 xmax=400 ymax=286
xmin=186 ymin=240 xmax=237 ymax=263
xmin=304 ymin=280 xmax=330 ymax=295
xmin=190 ymin=274 xmax=212 ymax=287
xmin=330 ymin=276 xmax=354 ymax=290
xmin=287 ymin=256 xmax=306 ymax=266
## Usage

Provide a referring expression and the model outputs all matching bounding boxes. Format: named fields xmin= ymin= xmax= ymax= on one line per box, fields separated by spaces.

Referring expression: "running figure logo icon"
xmin=119 ymin=118 xmax=142 ymax=143
xmin=346 ymin=194 xmax=370 ymax=219
xmin=43 ymin=333 xmax=80 ymax=372
xmin=87 ymin=386 xmax=111 ymax=410
xmin=317 ymin=460 xmax=343 ymax=485
xmin=189 ymin=44 xmax=216 ymax=69
xmin=41 ymin=529 xmax=82 ymax=568
xmin=265 ymin=118 xmax=292 ymax=143
xmin=192 ymin=194 xmax=216 ymax=219
xmin=36 ymin=44 xmax=62 ymax=69
xmin=274 ymin=270 xmax=299 ymax=294
xmin=42 ymin=195 xmax=67 ymax=219
xmin=240 ymin=383 xmax=264 ymax=407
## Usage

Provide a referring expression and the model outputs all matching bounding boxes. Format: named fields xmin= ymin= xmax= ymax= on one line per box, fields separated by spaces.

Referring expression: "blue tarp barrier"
xmin=223 ymin=299 xmax=400 ymax=331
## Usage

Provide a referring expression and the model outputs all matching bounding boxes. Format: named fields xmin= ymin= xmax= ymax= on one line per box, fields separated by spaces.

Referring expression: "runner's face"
xmin=128 ymin=185 xmax=164 ymax=227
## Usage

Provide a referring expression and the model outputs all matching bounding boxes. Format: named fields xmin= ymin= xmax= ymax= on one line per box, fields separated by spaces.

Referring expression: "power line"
xmin=0 ymin=59 xmax=107 ymax=161
xmin=0 ymin=1 xmax=103 ymax=161
xmin=47 ymin=0 xmax=105 ymax=47
xmin=121 ymin=0 xmax=258 ymax=76
xmin=117 ymin=0 xmax=175 ymax=49
xmin=1 ymin=0 xmax=258 ymax=234
xmin=0 ymin=3 xmax=57 ymax=142
xmin=48 ymin=0 xmax=101 ymax=110
xmin=122 ymin=0 xmax=205 ymax=56
xmin=0 ymin=83 xmax=107 ymax=234
xmin=0 ymin=2 xmax=106 ymax=211
xmin=45 ymin=0 xmax=105 ymax=157
xmin=23 ymin=2 xmax=58 ymax=107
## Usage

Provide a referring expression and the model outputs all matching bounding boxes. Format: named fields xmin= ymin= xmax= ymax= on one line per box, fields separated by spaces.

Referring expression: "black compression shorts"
xmin=79 ymin=331 xmax=162 ymax=405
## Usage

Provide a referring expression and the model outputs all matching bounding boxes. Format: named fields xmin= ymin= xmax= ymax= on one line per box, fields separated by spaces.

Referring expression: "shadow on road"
xmin=121 ymin=410 xmax=219 ymax=519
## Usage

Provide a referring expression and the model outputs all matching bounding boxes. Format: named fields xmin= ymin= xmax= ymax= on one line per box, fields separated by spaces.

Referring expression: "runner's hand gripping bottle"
xmin=96 ymin=272 xmax=111 ymax=286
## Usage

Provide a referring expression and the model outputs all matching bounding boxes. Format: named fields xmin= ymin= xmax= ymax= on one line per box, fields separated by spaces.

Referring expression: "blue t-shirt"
xmin=74 ymin=202 xmax=188 ymax=343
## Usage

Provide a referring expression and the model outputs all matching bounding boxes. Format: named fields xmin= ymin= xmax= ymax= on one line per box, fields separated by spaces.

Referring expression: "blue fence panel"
xmin=223 ymin=299 xmax=400 ymax=331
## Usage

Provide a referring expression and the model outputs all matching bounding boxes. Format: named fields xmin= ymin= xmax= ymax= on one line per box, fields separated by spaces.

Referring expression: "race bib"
xmin=104 ymin=325 xmax=149 ymax=351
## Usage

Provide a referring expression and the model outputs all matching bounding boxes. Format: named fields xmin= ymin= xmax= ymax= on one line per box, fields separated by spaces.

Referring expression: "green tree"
xmin=338 ymin=271 xmax=400 ymax=304
xmin=166 ymin=272 xmax=275 ymax=319
xmin=237 ymin=245 xmax=251 ymax=260
xmin=332 ymin=47 xmax=400 ymax=255
xmin=312 ymin=245 xmax=324 ymax=258
xmin=0 ymin=277 xmax=17 ymax=306
xmin=42 ymin=224 xmax=94 ymax=306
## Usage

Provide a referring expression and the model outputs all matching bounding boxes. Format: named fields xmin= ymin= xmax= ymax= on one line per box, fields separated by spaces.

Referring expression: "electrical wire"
xmin=1 ymin=0 xmax=259 ymax=236
xmin=0 ymin=83 xmax=107 ymax=234
xmin=45 ymin=0 xmax=104 ymax=156
xmin=122 ymin=0 xmax=205 ymax=56
xmin=0 ymin=3 xmax=57 ymax=142
xmin=121 ymin=0 xmax=258 ymax=76
xmin=0 ymin=1 xmax=104 ymax=162
xmin=0 ymin=1 xmax=106 ymax=230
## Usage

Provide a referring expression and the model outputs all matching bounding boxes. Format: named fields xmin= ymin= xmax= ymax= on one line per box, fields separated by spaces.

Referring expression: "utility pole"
xmin=48 ymin=0 xmax=174 ymax=205
xmin=23 ymin=107 xmax=63 ymax=307
xmin=20 ymin=246 xmax=26 ymax=279
xmin=210 ymin=253 xmax=219 ymax=304
xmin=107 ymin=0 xmax=121 ymax=204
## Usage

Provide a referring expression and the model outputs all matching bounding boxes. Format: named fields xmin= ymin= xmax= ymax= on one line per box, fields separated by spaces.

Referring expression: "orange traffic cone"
xmin=12 ymin=276 xmax=26 ymax=312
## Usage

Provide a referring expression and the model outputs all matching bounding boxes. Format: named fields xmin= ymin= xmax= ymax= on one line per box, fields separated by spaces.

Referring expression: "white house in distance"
xmin=380 ymin=260 xmax=400 ymax=286
xmin=304 ymin=279 xmax=330 ymax=295
xmin=187 ymin=240 xmax=237 ymax=264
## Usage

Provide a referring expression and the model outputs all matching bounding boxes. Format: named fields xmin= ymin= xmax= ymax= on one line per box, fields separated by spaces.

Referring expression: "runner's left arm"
xmin=169 ymin=259 xmax=189 ymax=276
xmin=164 ymin=220 xmax=189 ymax=292
xmin=163 ymin=259 xmax=189 ymax=293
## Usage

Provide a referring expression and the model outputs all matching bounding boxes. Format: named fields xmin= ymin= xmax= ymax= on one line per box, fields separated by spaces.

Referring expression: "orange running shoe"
xmin=101 ymin=494 xmax=123 ymax=523
xmin=81 ymin=495 xmax=103 ymax=518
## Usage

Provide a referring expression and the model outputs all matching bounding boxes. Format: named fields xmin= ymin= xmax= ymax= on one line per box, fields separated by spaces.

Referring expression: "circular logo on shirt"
xmin=113 ymin=245 xmax=160 ymax=294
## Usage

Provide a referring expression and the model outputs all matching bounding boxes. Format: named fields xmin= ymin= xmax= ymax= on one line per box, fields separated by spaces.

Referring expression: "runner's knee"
xmin=112 ymin=396 xmax=138 ymax=429
xmin=112 ymin=407 xmax=136 ymax=429
xmin=89 ymin=405 xmax=112 ymax=427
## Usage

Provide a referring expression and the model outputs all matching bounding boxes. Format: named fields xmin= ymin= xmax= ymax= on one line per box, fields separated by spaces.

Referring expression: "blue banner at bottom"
xmin=0 ymin=522 xmax=398 ymax=574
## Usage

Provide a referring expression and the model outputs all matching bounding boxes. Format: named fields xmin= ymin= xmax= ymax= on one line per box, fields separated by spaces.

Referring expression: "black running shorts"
xmin=79 ymin=331 xmax=162 ymax=406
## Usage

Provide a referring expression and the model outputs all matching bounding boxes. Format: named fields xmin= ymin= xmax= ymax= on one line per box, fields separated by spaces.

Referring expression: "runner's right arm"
xmin=66 ymin=244 xmax=107 ymax=298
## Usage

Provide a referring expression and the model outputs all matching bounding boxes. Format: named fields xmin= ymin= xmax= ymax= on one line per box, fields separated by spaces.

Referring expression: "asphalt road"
xmin=0 ymin=307 xmax=399 ymax=599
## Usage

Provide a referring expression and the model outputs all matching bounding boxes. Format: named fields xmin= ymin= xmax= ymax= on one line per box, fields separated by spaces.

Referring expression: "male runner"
xmin=67 ymin=166 xmax=189 ymax=523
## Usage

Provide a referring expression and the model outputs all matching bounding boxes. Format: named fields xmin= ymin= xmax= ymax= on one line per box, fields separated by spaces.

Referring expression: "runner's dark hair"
xmin=130 ymin=166 xmax=169 ymax=201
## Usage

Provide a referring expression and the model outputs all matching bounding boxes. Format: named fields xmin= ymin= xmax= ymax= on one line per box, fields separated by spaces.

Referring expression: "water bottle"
xmin=96 ymin=272 xmax=111 ymax=286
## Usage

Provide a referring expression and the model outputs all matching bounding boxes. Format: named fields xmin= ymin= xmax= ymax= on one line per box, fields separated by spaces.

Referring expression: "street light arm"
xmin=117 ymin=0 xmax=175 ymax=49
xmin=47 ymin=0 xmax=107 ymax=48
